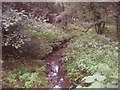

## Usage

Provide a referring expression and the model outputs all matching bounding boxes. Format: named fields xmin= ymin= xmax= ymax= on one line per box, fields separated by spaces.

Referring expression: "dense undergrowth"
xmin=3 ymin=59 xmax=49 ymax=88
xmin=2 ymin=9 xmax=74 ymax=88
xmin=2 ymin=8 xmax=119 ymax=88
xmin=2 ymin=9 xmax=73 ymax=60
xmin=23 ymin=23 xmax=72 ymax=59
xmin=64 ymin=34 xmax=118 ymax=88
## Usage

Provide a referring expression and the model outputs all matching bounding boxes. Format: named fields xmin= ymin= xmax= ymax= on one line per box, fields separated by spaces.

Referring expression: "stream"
xmin=44 ymin=42 xmax=70 ymax=88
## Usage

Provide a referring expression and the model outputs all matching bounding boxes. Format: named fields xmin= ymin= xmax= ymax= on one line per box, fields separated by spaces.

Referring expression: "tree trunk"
xmin=116 ymin=2 xmax=120 ymax=39
xmin=90 ymin=3 xmax=105 ymax=34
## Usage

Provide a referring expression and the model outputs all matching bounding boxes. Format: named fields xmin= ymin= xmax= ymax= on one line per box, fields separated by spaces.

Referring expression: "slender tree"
xmin=90 ymin=2 xmax=105 ymax=34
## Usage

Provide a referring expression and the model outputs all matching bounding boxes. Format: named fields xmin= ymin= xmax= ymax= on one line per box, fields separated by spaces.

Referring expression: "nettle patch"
xmin=64 ymin=34 xmax=118 ymax=88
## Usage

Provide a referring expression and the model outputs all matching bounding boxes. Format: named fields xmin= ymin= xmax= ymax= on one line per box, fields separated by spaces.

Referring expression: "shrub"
xmin=2 ymin=9 xmax=71 ymax=60
xmin=2 ymin=9 xmax=31 ymax=48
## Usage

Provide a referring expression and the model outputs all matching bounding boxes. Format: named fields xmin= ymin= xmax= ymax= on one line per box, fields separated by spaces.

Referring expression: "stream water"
xmin=44 ymin=43 xmax=70 ymax=88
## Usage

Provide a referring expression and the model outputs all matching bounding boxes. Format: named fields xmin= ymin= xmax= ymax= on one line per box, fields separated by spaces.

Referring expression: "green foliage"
xmin=23 ymin=23 xmax=71 ymax=59
xmin=75 ymin=74 xmax=118 ymax=88
xmin=104 ymin=24 xmax=116 ymax=38
xmin=81 ymin=74 xmax=106 ymax=83
xmin=64 ymin=34 xmax=118 ymax=87
xmin=2 ymin=9 xmax=31 ymax=49
xmin=2 ymin=60 xmax=49 ymax=88
xmin=2 ymin=3 xmax=119 ymax=88
xmin=2 ymin=9 xmax=72 ymax=60
xmin=67 ymin=23 xmax=81 ymax=31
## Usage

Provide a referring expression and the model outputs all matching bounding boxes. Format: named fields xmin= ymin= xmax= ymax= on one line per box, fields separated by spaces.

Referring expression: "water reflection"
xmin=51 ymin=62 xmax=59 ymax=73
xmin=48 ymin=72 xmax=57 ymax=77
xmin=53 ymin=85 xmax=61 ymax=88
xmin=48 ymin=61 xmax=65 ymax=88
xmin=60 ymin=78 xmax=64 ymax=82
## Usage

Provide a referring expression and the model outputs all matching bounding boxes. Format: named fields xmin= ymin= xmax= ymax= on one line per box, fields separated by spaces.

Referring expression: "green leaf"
xmin=10 ymin=22 xmax=16 ymax=25
xmin=88 ymin=81 xmax=105 ymax=88
xmin=98 ymin=63 xmax=111 ymax=73
xmin=106 ymin=83 xmax=118 ymax=88
xmin=92 ymin=74 xmax=106 ymax=81
xmin=82 ymin=76 xmax=95 ymax=83
xmin=76 ymin=85 xmax=82 ymax=88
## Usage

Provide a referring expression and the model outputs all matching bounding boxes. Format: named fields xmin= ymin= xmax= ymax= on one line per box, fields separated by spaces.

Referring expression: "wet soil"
xmin=44 ymin=42 xmax=70 ymax=88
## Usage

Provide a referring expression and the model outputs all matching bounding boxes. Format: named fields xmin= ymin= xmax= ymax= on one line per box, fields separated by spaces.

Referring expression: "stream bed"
xmin=44 ymin=43 xmax=70 ymax=88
